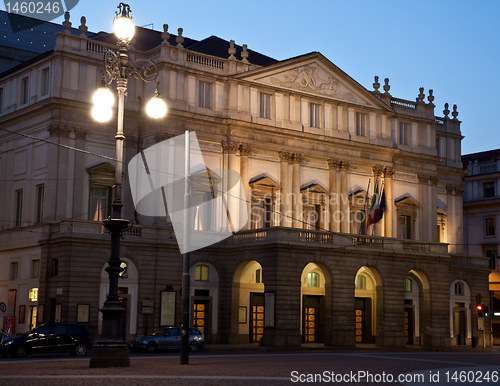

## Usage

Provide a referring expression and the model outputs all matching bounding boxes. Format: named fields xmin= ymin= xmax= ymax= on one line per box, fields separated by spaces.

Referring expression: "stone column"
xmin=446 ymin=185 xmax=456 ymax=253
xmin=454 ymin=186 xmax=464 ymax=254
xmin=339 ymin=161 xmax=350 ymax=233
xmin=417 ymin=174 xmax=430 ymax=241
xmin=328 ymin=159 xmax=340 ymax=232
xmin=429 ymin=176 xmax=439 ymax=243
xmin=372 ymin=166 xmax=384 ymax=236
xmin=239 ymin=145 xmax=252 ymax=230
xmin=383 ymin=167 xmax=395 ymax=237
xmin=292 ymin=154 xmax=303 ymax=228
xmin=279 ymin=152 xmax=293 ymax=227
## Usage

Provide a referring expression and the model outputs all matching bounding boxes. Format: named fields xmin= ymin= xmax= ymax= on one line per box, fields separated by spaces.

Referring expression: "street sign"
xmin=0 ymin=302 xmax=6 ymax=313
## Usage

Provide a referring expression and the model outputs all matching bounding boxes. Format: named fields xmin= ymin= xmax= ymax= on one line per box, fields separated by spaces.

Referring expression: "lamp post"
xmin=89 ymin=3 xmax=167 ymax=368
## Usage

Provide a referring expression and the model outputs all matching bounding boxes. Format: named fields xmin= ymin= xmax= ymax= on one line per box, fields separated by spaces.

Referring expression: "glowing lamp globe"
xmin=146 ymin=96 xmax=167 ymax=119
xmin=93 ymin=87 xmax=114 ymax=107
xmin=92 ymin=106 xmax=112 ymax=122
xmin=113 ymin=15 xmax=135 ymax=42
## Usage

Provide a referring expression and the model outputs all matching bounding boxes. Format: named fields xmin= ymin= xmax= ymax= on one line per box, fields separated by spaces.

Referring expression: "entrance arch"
xmin=404 ymin=269 xmax=430 ymax=345
xmin=450 ymin=279 xmax=471 ymax=345
xmin=233 ymin=260 xmax=265 ymax=343
xmin=300 ymin=262 xmax=327 ymax=344
xmin=99 ymin=257 xmax=139 ymax=342
xmin=354 ymin=266 xmax=381 ymax=344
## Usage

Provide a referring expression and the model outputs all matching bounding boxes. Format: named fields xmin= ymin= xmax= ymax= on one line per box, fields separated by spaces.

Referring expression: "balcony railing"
xmin=187 ymin=52 xmax=225 ymax=69
xmin=391 ymin=98 xmax=417 ymax=111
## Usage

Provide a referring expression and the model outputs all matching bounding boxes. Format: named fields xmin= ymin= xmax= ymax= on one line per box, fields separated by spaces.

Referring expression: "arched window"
xmin=454 ymin=282 xmax=464 ymax=296
xmin=195 ymin=265 xmax=209 ymax=281
xmin=404 ymin=278 xmax=412 ymax=292
xmin=307 ymin=272 xmax=319 ymax=287
xmin=355 ymin=275 xmax=366 ymax=290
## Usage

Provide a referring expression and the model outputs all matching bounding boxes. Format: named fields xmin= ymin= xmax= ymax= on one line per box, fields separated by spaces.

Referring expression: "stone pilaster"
xmin=239 ymin=145 xmax=252 ymax=229
xmin=279 ymin=152 xmax=293 ymax=227
xmin=417 ymin=174 xmax=430 ymax=241
xmin=328 ymin=159 xmax=341 ymax=232
xmin=383 ymin=167 xmax=395 ymax=237
xmin=339 ymin=161 xmax=350 ymax=233
xmin=454 ymin=186 xmax=464 ymax=254
xmin=429 ymin=176 xmax=439 ymax=243
xmin=291 ymin=153 xmax=303 ymax=228
xmin=372 ymin=166 xmax=384 ymax=236
xmin=222 ymin=142 xmax=242 ymax=231
xmin=446 ymin=185 xmax=456 ymax=253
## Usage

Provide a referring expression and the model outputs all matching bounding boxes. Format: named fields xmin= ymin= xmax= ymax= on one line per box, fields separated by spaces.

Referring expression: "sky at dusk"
xmin=4 ymin=0 xmax=498 ymax=155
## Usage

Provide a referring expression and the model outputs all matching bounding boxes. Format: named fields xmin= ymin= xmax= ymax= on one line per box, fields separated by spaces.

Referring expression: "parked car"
xmin=0 ymin=323 xmax=92 ymax=358
xmin=129 ymin=327 xmax=205 ymax=353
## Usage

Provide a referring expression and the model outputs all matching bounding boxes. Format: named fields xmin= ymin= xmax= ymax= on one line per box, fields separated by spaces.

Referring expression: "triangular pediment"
xmin=234 ymin=53 xmax=392 ymax=111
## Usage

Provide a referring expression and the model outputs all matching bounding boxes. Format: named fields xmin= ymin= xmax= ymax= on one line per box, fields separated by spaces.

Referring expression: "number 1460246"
xmin=5 ymin=2 xmax=61 ymax=14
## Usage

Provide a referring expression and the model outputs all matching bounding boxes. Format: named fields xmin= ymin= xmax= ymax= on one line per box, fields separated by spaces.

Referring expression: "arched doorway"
xmin=300 ymin=263 xmax=326 ymax=344
xmin=233 ymin=260 xmax=265 ymax=343
xmin=99 ymin=257 xmax=139 ymax=342
xmin=354 ymin=266 xmax=381 ymax=344
xmin=450 ymin=279 xmax=471 ymax=345
xmin=404 ymin=269 xmax=429 ymax=345
xmin=190 ymin=262 xmax=219 ymax=343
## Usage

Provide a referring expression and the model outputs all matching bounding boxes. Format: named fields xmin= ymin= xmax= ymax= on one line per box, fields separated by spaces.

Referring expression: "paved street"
xmin=1 ymin=346 xmax=500 ymax=385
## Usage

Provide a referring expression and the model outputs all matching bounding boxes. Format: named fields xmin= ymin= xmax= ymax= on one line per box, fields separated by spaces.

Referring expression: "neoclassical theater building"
xmin=0 ymin=11 xmax=491 ymax=347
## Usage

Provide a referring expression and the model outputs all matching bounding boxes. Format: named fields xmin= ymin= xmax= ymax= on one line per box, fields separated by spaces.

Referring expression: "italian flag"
xmin=368 ymin=181 xmax=380 ymax=226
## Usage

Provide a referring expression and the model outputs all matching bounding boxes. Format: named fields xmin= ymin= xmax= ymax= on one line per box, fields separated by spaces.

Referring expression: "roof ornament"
xmin=241 ymin=44 xmax=249 ymax=63
xmin=383 ymin=78 xmax=391 ymax=94
xmin=62 ymin=11 xmax=71 ymax=33
xmin=176 ymin=28 xmax=184 ymax=48
xmin=373 ymin=76 xmax=380 ymax=95
xmin=162 ymin=24 xmax=170 ymax=45
xmin=417 ymin=87 xmax=425 ymax=102
xmin=452 ymin=104 xmax=459 ymax=120
xmin=443 ymin=103 xmax=450 ymax=118
xmin=228 ymin=40 xmax=236 ymax=60
xmin=427 ymin=89 xmax=435 ymax=105
xmin=79 ymin=16 xmax=88 ymax=36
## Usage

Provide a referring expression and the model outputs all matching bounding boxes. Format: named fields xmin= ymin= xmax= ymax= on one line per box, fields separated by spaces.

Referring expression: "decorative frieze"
xmin=250 ymin=149 xmax=279 ymax=161
xmin=199 ymin=141 xmax=223 ymax=153
xmin=48 ymin=125 xmax=71 ymax=138
xmin=348 ymin=165 xmax=371 ymax=176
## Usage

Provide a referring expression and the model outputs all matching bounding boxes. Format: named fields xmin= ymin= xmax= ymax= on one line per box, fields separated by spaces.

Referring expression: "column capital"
xmin=328 ymin=159 xmax=341 ymax=170
xmin=291 ymin=153 xmax=304 ymax=164
xmin=446 ymin=185 xmax=455 ymax=195
xmin=417 ymin=174 xmax=430 ymax=183
xmin=429 ymin=176 xmax=439 ymax=186
xmin=339 ymin=161 xmax=350 ymax=171
xmin=48 ymin=125 xmax=70 ymax=138
xmin=454 ymin=186 xmax=465 ymax=195
xmin=74 ymin=128 xmax=88 ymax=140
xmin=222 ymin=141 xmax=241 ymax=154
xmin=279 ymin=151 xmax=293 ymax=163
xmin=384 ymin=167 xmax=395 ymax=178
xmin=239 ymin=144 xmax=252 ymax=156
xmin=373 ymin=165 xmax=384 ymax=176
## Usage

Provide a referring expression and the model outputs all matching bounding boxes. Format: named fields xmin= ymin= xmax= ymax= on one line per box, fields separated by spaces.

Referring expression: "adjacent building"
xmin=463 ymin=149 xmax=500 ymax=345
xmin=0 ymin=10 xmax=492 ymax=348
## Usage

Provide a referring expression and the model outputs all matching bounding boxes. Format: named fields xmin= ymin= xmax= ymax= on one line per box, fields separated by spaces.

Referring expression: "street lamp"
xmin=89 ymin=3 xmax=167 ymax=368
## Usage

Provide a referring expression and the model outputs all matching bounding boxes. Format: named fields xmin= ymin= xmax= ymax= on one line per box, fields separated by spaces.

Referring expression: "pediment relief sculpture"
xmin=270 ymin=65 xmax=357 ymax=103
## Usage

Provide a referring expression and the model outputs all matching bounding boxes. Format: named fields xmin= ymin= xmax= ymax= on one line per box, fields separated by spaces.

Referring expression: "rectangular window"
xmin=41 ymin=68 xmax=50 ymax=96
xmin=195 ymin=265 xmax=209 ymax=281
xmin=0 ymin=87 xmax=3 ymax=114
xmin=10 ymin=262 xmax=19 ymax=280
xmin=260 ymin=93 xmax=271 ymax=119
xmin=198 ymin=81 xmax=211 ymax=108
xmin=91 ymin=186 xmax=110 ymax=221
xmin=21 ymin=76 xmax=29 ymax=105
xmin=399 ymin=123 xmax=409 ymax=145
xmin=31 ymin=259 xmax=40 ymax=278
xmin=52 ymin=259 xmax=59 ymax=277
xmin=486 ymin=217 xmax=495 ymax=236
xmin=310 ymin=103 xmax=320 ymax=128
xmin=356 ymin=113 xmax=366 ymax=136
xmin=36 ymin=184 xmax=44 ymax=223
xmin=399 ymin=215 xmax=412 ymax=239
xmin=486 ymin=249 xmax=497 ymax=270
xmin=15 ymin=189 xmax=23 ymax=226
xmin=484 ymin=181 xmax=495 ymax=198
xmin=256 ymin=269 xmax=262 ymax=284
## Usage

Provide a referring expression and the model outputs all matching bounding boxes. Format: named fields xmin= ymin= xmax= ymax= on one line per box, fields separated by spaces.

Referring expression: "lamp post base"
xmin=89 ymin=345 xmax=130 ymax=368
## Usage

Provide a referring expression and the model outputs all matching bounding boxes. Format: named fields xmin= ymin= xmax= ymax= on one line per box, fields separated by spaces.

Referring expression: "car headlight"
xmin=3 ymin=340 xmax=13 ymax=346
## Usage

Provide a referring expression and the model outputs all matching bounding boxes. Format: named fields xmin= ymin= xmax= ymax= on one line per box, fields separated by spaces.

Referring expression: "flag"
xmin=377 ymin=188 xmax=386 ymax=222
xmin=368 ymin=182 xmax=380 ymax=226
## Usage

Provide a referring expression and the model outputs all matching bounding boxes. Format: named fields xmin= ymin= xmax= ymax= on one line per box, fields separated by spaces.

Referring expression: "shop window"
xmin=29 ymin=288 xmax=38 ymax=302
